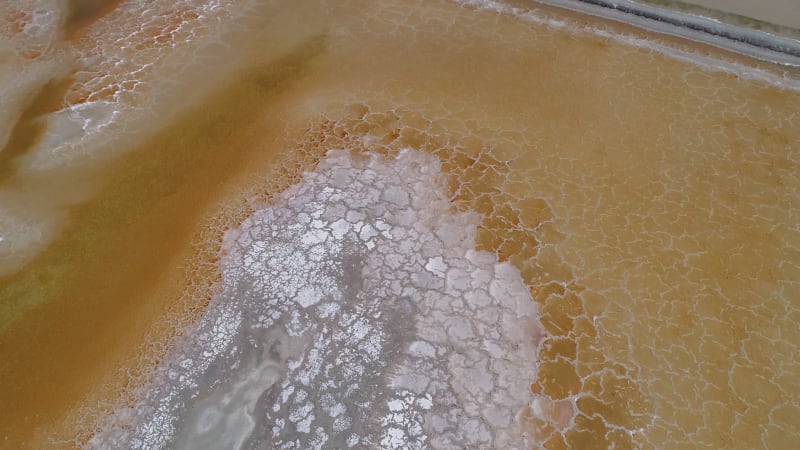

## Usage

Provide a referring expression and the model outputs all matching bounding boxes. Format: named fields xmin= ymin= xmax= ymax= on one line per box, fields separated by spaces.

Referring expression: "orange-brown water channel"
xmin=1 ymin=0 xmax=799 ymax=448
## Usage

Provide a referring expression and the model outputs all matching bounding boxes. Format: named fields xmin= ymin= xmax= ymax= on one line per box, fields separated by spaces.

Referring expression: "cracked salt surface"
xmin=88 ymin=148 xmax=544 ymax=449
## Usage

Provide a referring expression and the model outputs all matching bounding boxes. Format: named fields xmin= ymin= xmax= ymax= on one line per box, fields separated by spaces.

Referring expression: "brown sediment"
xmin=1 ymin=0 xmax=799 ymax=448
xmin=64 ymin=0 xmax=125 ymax=39
xmin=0 ymin=75 xmax=72 ymax=180
xmin=0 ymin=34 xmax=328 ymax=448
xmin=61 ymin=0 xmax=240 ymax=109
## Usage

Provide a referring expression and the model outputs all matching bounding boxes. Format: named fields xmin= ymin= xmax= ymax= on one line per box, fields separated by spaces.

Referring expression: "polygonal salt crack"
xmin=88 ymin=148 xmax=543 ymax=450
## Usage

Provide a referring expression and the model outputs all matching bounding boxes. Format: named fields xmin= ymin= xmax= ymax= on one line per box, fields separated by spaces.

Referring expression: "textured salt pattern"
xmin=89 ymin=148 xmax=543 ymax=449
xmin=0 ymin=0 xmax=67 ymax=151
xmin=28 ymin=0 xmax=259 ymax=171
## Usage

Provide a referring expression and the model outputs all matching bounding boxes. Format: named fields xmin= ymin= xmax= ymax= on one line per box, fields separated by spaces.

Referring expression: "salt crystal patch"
xmin=90 ymin=148 xmax=543 ymax=450
xmin=424 ymin=256 xmax=448 ymax=278
xmin=296 ymin=286 xmax=322 ymax=308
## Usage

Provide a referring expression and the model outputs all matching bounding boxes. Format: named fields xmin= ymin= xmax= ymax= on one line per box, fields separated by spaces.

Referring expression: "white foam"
xmin=89 ymin=147 xmax=544 ymax=449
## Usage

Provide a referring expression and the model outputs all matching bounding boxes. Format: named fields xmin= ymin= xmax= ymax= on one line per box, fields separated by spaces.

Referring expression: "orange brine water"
xmin=0 ymin=1 xmax=798 ymax=448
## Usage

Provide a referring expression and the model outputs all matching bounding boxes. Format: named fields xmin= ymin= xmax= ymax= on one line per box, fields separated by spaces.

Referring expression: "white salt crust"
xmin=88 ymin=148 xmax=544 ymax=449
